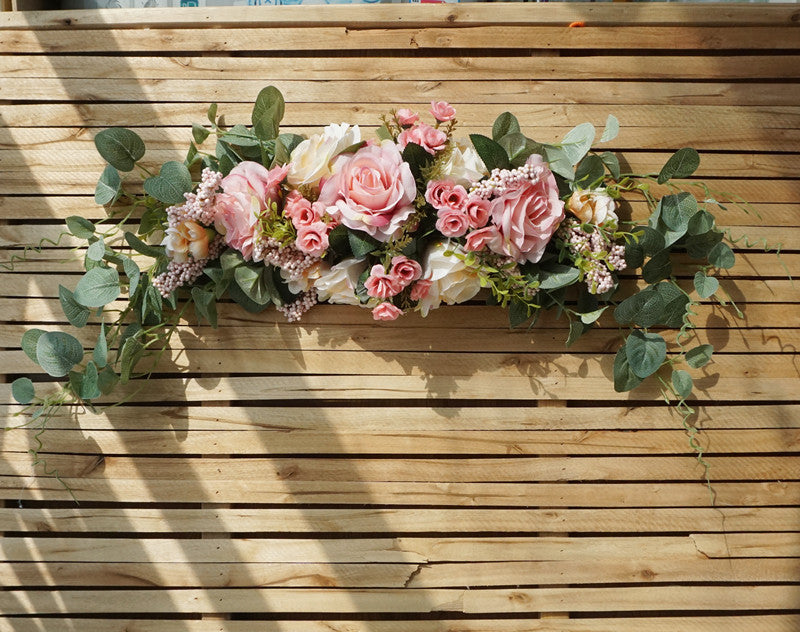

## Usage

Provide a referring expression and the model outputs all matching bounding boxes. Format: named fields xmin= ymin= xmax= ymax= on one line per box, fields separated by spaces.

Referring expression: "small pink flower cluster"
xmin=283 ymin=190 xmax=337 ymax=258
xmin=365 ymin=255 xmax=428 ymax=321
xmin=425 ymin=180 xmax=490 ymax=238
xmin=395 ymin=101 xmax=455 ymax=156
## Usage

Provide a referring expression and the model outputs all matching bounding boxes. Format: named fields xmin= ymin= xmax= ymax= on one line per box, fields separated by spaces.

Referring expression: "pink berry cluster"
xmin=558 ymin=218 xmax=627 ymax=295
xmin=276 ymin=289 xmax=319 ymax=323
xmin=470 ymin=161 xmax=548 ymax=200
xmin=166 ymin=168 xmax=222 ymax=228
xmin=253 ymin=234 xmax=319 ymax=284
xmin=152 ymin=235 xmax=225 ymax=298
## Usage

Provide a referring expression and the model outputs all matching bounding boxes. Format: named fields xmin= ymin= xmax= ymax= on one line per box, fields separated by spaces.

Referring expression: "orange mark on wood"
xmin=568 ymin=21 xmax=586 ymax=28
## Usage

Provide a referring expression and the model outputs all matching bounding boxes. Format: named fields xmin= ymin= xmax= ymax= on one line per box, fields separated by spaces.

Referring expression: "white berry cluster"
xmin=470 ymin=162 xmax=546 ymax=200
xmin=253 ymin=235 xmax=318 ymax=283
xmin=558 ymin=219 xmax=627 ymax=295
xmin=276 ymin=289 xmax=319 ymax=323
xmin=166 ymin=168 xmax=223 ymax=228
xmin=152 ymin=235 xmax=225 ymax=298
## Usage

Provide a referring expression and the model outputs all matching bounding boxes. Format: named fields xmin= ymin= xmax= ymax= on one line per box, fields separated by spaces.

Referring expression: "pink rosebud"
xmin=410 ymin=278 xmax=432 ymax=301
xmin=397 ymin=123 xmax=447 ymax=156
xmin=372 ymin=302 xmax=404 ymax=321
xmin=430 ymin=100 xmax=456 ymax=122
xmin=425 ymin=180 xmax=467 ymax=213
xmin=465 ymin=195 xmax=491 ymax=229
xmin=435 ymin=209 xmax=470 ymax=238
xmin=464 ymin=225 xmax=502 ymax=253
xmin=395 ymin=108 xmax=419 ymax=127
xmin=284 ymin=190 xmax=320 ymax=228
xmin=364 ymin=264 xmax=403 ymax=299
xmin=390 ymin=255 xmax=422 ymax=287
xmin=295 ymin=221 xmax=329 ymax=258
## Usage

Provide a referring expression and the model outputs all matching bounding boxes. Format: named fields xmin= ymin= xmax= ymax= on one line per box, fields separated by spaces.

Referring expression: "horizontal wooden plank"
xmin=1 ymin=584 xmax=798 ymax=615
xmin=3 ymin=26 xmax=799 ymax=54
xmin=5 ymin=454 xmax=800 ymax=484
xmin=2 ymin=77 xmax=798 ymax=106
xmin=3 ymin=4 xmax=798 ymax=29
xmin=5 ymin=56 xmax=800 ymax=84
xmin=3 ymin=557 xmax=799 ymax=588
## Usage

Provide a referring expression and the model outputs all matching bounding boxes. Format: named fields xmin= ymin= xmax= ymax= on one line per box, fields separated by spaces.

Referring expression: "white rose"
xmin=287 ymin=123 xmax=361 ymax=189
xmin=440 ymin=139 xmax=487 ymax=188
xmin=313 ymin=258 xmax=367 ymax=306
xmin=567 ymin=189 xmax=618 ymax=228
xmin=417 ymin=242 xmax=482 ymax=317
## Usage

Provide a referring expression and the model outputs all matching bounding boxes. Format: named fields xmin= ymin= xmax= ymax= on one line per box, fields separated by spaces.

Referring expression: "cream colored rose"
xmin=417 ymin=242 xmax=482 ymax=317
xmin=287 ymin=123 xmax=361 ymax=189
xmin=281 ymin=262 xmax=322 ymax=295
xmin=568 ymin=189 xmax=618 ymax=228
xmin=313 ymin=258 xmax=367 ymax=306
xmin=440 ymin=139 xmax=487 ymax=188
xmin=161 ymin=220 xmax=210 ymax=263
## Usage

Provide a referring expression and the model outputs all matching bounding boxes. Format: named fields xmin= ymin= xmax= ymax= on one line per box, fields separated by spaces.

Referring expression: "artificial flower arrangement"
xmin=10 ymin=87 xmax=749 ymax=475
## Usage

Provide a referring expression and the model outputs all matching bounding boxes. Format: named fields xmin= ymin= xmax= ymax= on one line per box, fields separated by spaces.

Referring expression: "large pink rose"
xmin=214 ymin=192 xmax=259 ymax=260
xmin=317 ymin=141 xmax=416 ymax=242
xmin=221 ymin=161 xmax=288 ymax=212
xmin=397 ymin=123 xmax=447 ymax=156
xmin=486 ymin=156 xmax=564 ymax=263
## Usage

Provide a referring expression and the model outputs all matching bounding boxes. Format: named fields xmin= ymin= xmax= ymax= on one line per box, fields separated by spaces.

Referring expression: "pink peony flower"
xmin=389 ymin=255 xmax=422 ymax=287
xmin=295 ymin=221 xmax=330 ymax=258
xmin=425 ymin=180 xmax=467 ymax=213
xmin=221 ymin=161 xmax=288 ymax=212
xmin=430 ymin=100 xmax=456 ymax=122
xmin=485 ymin=155 xmax=564 ymax=264
xmin=283 ymin=190 xmax=320 ymax=228
xmin=395 ymin=108 xmax=419 ymax=127
xmin=397 ymin=123 xmax=448 ymax=156
xmin=435 ymin=209 xmax=470 ymax=238
xmin=364 ymin=263 xmax=403 ymax=299
xmin=465 ymin=195 xmax=491 ymax=229
xmin=372 ymin=302 xmax=404 ymax=321
xmin=213 ymin=192 xmax=259 ymax=260
xmin=409 ymin=278 xmax=433 ymax=301
xmin=464 ymin=225 xmax=502 ymax=254
xmin=317 ymin=141 xmax=416 ymax=242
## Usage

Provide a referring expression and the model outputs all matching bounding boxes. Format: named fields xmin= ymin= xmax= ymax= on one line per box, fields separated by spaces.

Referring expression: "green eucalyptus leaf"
xmin=660 ymin=192 xmax=697 ymax=233
xmin=566 ymin=319 xmax=588 ymax=348
xmin=97 ymin=366 xmax=120 ymax=395
xmin=144 ymin=161 xmax=193 ymax=205
xmin=653 ymin=281 xmax=690 ymax=329
xmin=541 ymin=144 xmax=574 ymax=180
xmin=120 ymin=254 xmax=141 ymax=297
xmin=58 ymin=285 xmax=91 ymax=328
xmin=87 ymin=238 xmax=106 ymax=262
xmin=657 ymin=147 xmax=700 ymax=184
xmin=94 ymin=127 xmax=145 ymax=172
xmin=207 ymin=102 xmax=218 ymax=124
xmin=469 ymin=134 xmax=511 ymax=172
xmin=686 ymin=344 xmax=714 ymax=369
xmin=580 ymin=306 xmax=607 ymax=325
xmin=12 ymin=377 xmax=36 ymax=405
xmin=21 ymin=329 xmax=47 ymax=364
xmin=708 ymin=242 xmax=736 ymax=269
xmin=625 ymin=331 xmax=667 ymax=379
xmin=402 ymin=141 xmax=434 ymax=183
xmin=671 ymin=369 xmax=693 ymax=400
xmin=508 ymin=299 xmax=531 ymax=329
xmin=79 ymin=361 xmax=102 ymax=400
xmin=538 ymin=264 xmax=580 ymax=291
xmin=94 ymin=165 xmax=122 ymax=205
xmin=234 ymin=265 xmax=278 ymax=306
xmin=118 ymin=336 xmax=145 ymax=384
xmin=492 ymin=112 xmax=520 ymax=141
xmin=191 ymin=287 xmax=218 ymax=328
xmin=66 ymin=216 xmax=95 ymax=240
xmin=376 ymin=124 xmax=393 ymax=142
xmin=219 ymin=124 xmax=261 ymax=147
xmin=614 ymin=289 xmax=664 ymax=329
xmin=624 ymin=241 xmax=644 ymax=269
xmin=613 ymin=345 xmax=644 ymax=392
xmin=574 ymin=154 xmax=605 ymax=187
xmin=560 ymin=122 xmax=595 ymax=165
xmin=73 ymin=266 xmax=121 ymax=308
xmin=192 ymin=123 xmax=210 ymax=144
xmin=124 ymin=231 xmax=164 ymax=259
xmin=687 ymin=210 xmax=715 ymax=235
xmin=694 ymin=271 xmax=719 ymax=298
xmin=252 ymin=86 xmax=285 ymax=141
xmin=599 ymin=151 xmax=620 ymax=180
xmin=599 ymin=114 xmax=619 ymax=143
xmin=36 ymin=331 xmax=84 ymax=378
xmin=499 ymin=133 xmax=536 ymax=167
xmin=94 ymin=322 xmax=108 ymax=368
xmin=642 ymin=250 xmax=672 ymax=284
xmin=348 ymin=231 xmax=381 ymax=259
xmin=686 ymin=229 xmax=724 ymax=259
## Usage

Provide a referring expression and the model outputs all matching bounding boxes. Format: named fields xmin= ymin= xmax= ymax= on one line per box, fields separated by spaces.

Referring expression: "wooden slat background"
xmin=1 ymin=4 xmax=799 ymax=630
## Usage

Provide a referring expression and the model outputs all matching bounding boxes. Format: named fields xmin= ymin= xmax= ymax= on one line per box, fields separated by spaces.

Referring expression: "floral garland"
xmin=10 ymin=87 xmax=755 ymax=484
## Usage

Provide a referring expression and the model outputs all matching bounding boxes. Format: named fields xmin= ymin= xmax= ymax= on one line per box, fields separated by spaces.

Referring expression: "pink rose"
xmin=221 ymin=161 xmax=288 ymax=212
xmin=372 ymin=302 xmax=403 ymax=321
xmin=364 ymin=264 xmax=402 ymax=299
xmin=464 ymin=225 xmax=502 ymax=254
xmin=410 ymin=278 xmax=432 ymax=301
xmin=317 ymin=142 xmax=416 ymax=242
xmin=284 ymin=190 xmax=320 ymax=228
xmin=486 ymin=156 xmax=564 ymax=264
xmin=465 ymin=196 xmax=490 ymax=229
xmin=395 ymin=108 xmax=419 ymax=127
xmin=430 ymin=101 xmax=456 ymax=122
xmin=435 ymin=209 xmax=470 ymax=238
xmin=389 ymin=255 xmax=422 ymax=287
xmin=425 ymin=180 xmax=467 ymax=213
xmin=397 ymin=123 xmax=447 ymax=156
xmin=295 ymin=221 xmax=329 ymax=258
xmin=213 ymin=192 xmax=259 ymax=260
